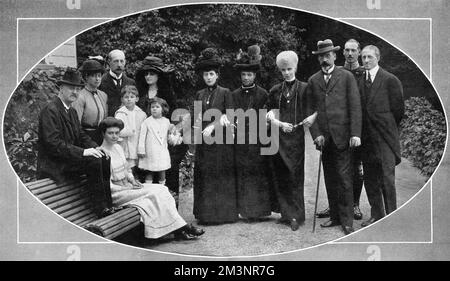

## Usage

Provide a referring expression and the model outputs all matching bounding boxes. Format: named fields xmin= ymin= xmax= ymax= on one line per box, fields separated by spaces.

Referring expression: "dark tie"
xmin=365 ymin=72 xmax=372 ymax=88
xmin=112 ymin=77 xmax=121 ymax=88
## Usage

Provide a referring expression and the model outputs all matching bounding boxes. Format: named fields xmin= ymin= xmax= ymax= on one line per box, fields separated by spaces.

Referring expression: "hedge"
xmin=399 ymin=97 xmax=447 ymax=178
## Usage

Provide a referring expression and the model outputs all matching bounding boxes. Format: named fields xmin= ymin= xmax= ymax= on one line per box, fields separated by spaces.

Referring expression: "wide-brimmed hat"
xmin=137 ymin=56 xmax=174 ymax=74
xmin=56 ymin=68 xmax=84 ymax=87
xmin=78 ymin=59 xmax=105 ymax=74
xmin=194 ymin=48 xmax=222 ymax=71
xmin=312 ymin=39 xmax=341 ymax=55
xmin=233 ymin=45 xmax=262 ymax=72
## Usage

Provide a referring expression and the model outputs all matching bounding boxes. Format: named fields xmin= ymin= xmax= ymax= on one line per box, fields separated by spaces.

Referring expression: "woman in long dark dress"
xmin=135 ymin=56 xmax=189 ymax=201
xmin=231 ymin=45 xmax=272 ymax=220
xmin=266 ymin=50 xmax=317 ymax=231
xmin=192 ymin=48 xmax=238 ymax=224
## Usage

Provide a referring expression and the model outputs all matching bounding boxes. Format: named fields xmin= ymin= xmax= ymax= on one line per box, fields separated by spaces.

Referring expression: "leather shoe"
xmin=353 ymin=205 xmax=363 ymax=220
xmin=174 ymin=230 xmax=197 ymax=240
xmin=290 ymin=219 xmax=300 ymax=231
xmin=342 ymin=226 xmax=354 ymax=235
xmin=361 ymin=217 xmax=378 ymax=227
xmin=316 ymin=207 xmax=330 ymax=218
xmin=320 ymin=219 xmax=340 ymax=228
xmin=184 ymin=224 xmax=205 ymax=236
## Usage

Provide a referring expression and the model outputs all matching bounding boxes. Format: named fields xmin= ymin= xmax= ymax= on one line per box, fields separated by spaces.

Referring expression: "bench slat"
xmin=55 ymin=198 xmax=91 ymax=215
xmin=104 ymin=220 xmax=141 ymax=240
xmin=100 ymin=209 xmax=140 ymax=230
xmin=102 ymin=213 xmax=141 ymax=236
xmin=92 ymin=207 xmax=137 ymax=227
xmin=74 ymin=213 xmax=98 ymax=227
xmin=41 ymin=187 xmax=87 ymax=205
xmin=33 ymin=180 xmax=88 ymax=197
xmin=47 ymin=191 xmax=90 ymax=209
xmin=26 ymin=178 xmax=54 ymax=188
xmin=66 ymin=208 xmax=96 ymax=222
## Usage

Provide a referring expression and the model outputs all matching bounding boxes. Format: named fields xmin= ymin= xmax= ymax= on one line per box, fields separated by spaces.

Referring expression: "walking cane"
xmin=312 ymin=146 xmax=323 ymax=233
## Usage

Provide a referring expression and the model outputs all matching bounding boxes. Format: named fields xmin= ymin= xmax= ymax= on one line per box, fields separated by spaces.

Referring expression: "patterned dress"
xmin=102 ymin=143 xmax=186 ymax=238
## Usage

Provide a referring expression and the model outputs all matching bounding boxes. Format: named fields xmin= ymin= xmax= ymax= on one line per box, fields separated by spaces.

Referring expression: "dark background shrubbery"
xmin=400 ymin=97 xmax=446 ymax=177
xmin=3 ymin=4 xmax=446 ymax=183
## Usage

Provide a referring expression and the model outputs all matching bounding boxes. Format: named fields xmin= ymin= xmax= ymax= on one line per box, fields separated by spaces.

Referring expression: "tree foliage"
xmin=400 ymin=97 xmax=446 ymax=178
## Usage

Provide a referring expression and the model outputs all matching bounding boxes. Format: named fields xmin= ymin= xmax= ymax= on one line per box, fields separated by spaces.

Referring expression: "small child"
xmin=114 ymin=85 xmax=147 ymax=172
xmin=138 ymin=97 xmax=181 ymax=184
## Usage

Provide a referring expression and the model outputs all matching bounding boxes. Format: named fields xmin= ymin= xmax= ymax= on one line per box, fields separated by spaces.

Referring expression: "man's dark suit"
xmin=358 ymin=67 xmax=404 ymax=219
xmin=307 ymin=66 xmax=362 ymax=227
xmin=99 ymin=72 xmax=135 ymax=117
xmin=37 ymin=96 xmax=113 ymax=215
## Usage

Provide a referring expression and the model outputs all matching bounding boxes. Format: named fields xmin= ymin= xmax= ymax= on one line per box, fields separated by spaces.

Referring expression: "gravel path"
xmin=123 ymin=129 xmax=427 ymax=257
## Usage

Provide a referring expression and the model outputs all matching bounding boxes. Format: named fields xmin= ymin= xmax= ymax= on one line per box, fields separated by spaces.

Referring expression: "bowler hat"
xmin=195 ymin=48 xmax=222 ymax=71
xmin=312 ymin=39 xmax=341 ymax=55
xmin=138 ymin=56 xmax=174 ymax=74
xmin=78 ymin=59 xmax=105 ymax=74
xmin=233 ymin=45 xmax=262 ymax=72
xmin=56 ymin=68 xmax=84 ymax=87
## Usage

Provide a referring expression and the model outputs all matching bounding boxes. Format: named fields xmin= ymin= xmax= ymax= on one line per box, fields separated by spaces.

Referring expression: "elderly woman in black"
xmin=266 ymin=50 xmax=317 ymax=231
xmin=135 ymin=56 xmax=188 ymax=201
xmin=192 ymin=48 xmax=238 ymax=225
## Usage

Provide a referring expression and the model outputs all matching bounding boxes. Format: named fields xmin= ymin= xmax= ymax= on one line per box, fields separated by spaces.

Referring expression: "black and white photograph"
xmin=0 ymin=0 xmax=449 ymax=263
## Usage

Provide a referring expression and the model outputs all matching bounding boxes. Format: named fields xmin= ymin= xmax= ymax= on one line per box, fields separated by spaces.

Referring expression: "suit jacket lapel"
xmin=317 ymin=73 xmax=326 ymax=92
xmin=367 ymin=68 xmax=384 ymax=104
xmin=325 ymin=68 xmax=340 ymax=95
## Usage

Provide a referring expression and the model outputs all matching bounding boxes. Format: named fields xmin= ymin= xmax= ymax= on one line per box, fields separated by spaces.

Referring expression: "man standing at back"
xmin=99 ymin=49 xmax=136 ymax=117
xmin=306 ymin=39 xmax=362 ymax=235
xmin=358 ymin=45 xmax=404 ymax=227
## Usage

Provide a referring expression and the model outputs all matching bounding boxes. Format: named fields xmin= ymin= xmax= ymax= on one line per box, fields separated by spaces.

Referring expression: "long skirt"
xmin=193 ymin=142 xmax=238 ymax=224
xmin=111 ymin=183 xmax=186 ymax=239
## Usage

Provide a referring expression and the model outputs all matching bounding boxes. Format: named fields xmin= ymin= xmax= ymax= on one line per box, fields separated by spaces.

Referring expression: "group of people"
xmin=36 ymin=37 xmax=404 ymax=241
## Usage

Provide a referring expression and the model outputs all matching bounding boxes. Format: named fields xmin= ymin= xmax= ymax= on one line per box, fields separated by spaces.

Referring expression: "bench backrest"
xmin=25 ymin=176 xmax=99 ymax=228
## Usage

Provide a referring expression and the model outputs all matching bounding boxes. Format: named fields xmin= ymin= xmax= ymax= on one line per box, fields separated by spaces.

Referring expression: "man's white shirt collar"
xmin=109 ymin=69 xmax=123 ymax=80
xmin=323 ymin=64 xmax=335 ymax=75
xmin=59 ymin=96 xmax=71 ymax=110
xmin=367 ymin=65 xmax=380 ymax=80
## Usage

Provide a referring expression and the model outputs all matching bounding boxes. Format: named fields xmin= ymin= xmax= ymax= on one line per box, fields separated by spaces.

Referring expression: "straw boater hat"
xmin=56 ymin=68 xmax=84 ymax=87
xmin=312 ymin=39 xmax=341 ymax=55
xmin=78 ymin=59 xmax=105 ymax=75
xmin=233 ymin=45 xmax=262 ymax=72
xmin=194 ymin=47 xmax=222 ymax=71
xmin=137 ymin=56 xmax=174 ymax=74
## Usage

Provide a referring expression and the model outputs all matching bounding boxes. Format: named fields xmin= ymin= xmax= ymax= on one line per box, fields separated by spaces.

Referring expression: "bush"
xmin=400 ymin=97 xmax=447 ymax=178
xmin=4 ymin=67 xmax=65 ymax=182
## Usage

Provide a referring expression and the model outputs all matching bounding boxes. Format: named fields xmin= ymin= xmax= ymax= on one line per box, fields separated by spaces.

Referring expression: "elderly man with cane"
xmin=306 ymin=39 xmax=362 ymax=235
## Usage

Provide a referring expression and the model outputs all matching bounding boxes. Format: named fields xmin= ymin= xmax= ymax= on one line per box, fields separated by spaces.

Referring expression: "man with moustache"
xmin=316 ymin=39 xmax=365 ymax=220
xmin=358 ymin=45 xmax=404 ymax=227
xmin=99 ymin=49 xmax=136 ymax=117
xmin=306 ymin=39 xmax=362 ymax=235
xmin=37 ymin=68 xmax=118 ymax=218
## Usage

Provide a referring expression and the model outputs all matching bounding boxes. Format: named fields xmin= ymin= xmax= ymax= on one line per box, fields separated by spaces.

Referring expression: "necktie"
xmin=112 ymin=76 xmax=121 ymax=88
xmin=365 ymin=71 xmax=372 ymax=88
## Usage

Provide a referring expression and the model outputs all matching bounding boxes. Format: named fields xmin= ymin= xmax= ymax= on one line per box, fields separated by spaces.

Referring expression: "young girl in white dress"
xmin=99 ymin=117 xmax=204 ymax=240
xmin=138 ymin=97 xmax=181 ymax=184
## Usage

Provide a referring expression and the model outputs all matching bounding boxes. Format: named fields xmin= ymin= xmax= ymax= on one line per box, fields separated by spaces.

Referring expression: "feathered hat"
xmin=194 ymin=48 xmax=222 ymax=71
xmin=233 ymin=45 xmax=262 ymax=72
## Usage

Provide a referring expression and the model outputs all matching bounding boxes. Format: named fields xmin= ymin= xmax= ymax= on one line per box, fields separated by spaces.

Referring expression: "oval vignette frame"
xmin=3 ymin=3 xmax=447 ymax=258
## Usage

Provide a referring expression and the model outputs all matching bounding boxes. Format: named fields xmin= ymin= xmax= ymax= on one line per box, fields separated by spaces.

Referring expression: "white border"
xmin=7 ymin=3 xmax=445 ymax=258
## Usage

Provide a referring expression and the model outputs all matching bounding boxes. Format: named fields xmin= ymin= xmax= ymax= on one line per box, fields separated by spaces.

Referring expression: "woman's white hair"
xmin=276 ymin=51 xmax=298 ymax=69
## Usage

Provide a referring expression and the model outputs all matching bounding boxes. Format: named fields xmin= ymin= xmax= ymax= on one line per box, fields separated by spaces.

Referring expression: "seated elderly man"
xmin=37 ymin=68 xmax=117 ymax=218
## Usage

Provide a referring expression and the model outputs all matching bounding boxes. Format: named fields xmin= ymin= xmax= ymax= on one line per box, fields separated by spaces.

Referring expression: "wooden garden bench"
xmin=25 ymin=176 xmax=141 ymax=240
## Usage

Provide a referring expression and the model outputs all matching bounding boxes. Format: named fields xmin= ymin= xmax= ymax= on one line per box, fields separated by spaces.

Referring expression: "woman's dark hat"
xmin=312 ymin=39 xmax=341 ymax=55
xmin=137 ymin=56 xmax=174 ymax=74
xmin=195 ymin=48 xmax=222 ymax=71
xmin=233 ymin=45 xmax=262 ymax=72
xmin=78 ymin=59 xmax=105 ymax=74
xmin=56 ymin=68 xmax=84 ymax=87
